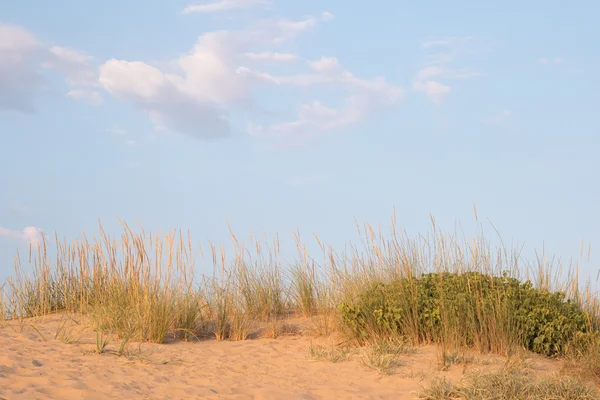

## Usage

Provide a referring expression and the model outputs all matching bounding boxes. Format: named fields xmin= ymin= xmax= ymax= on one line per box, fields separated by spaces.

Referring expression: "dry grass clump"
xmin=420 ymin=359 xmax=599 ymax=399
xmin=308 ymin=341 xmax=352 ymax=363
xmin=561 ymin=331 xmax=600 ymax=385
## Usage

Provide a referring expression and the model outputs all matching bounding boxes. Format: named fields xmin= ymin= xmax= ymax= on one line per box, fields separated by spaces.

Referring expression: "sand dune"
xmin=0 ymin=315 xmax=560 ymax=400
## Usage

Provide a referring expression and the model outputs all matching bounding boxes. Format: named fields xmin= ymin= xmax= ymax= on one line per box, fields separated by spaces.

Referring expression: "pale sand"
xmin=0 ymin=315 xmax=560 ymax=400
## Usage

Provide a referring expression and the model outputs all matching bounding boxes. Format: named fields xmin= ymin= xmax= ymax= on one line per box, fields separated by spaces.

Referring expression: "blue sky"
xmin=1 ymin=0 xmax=599 ymax=283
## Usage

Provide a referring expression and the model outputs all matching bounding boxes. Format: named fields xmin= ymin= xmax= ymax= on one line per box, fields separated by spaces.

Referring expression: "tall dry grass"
xmin=1 ymin=211 xmax=598 ymax=364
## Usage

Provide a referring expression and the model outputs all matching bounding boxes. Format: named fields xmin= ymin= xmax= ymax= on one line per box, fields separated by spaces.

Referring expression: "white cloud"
xmin=308 ymin=56 xmax=341 ymax=73
xmin=244 ymin=52 xmax=298 ymax=62
xmin=273 ymin=17 xmax=317 ymax=43
xmin=3 ymin=14 xmax=399 ymax=145
xmin=183 ymin=0 xmax=267 ymax=14
xmin=0 ymin=24 xmax=100 ymax=110
xmin=248 ymin=99 xmax=359 ymax=140
xmin=44 ymin=46 xmax=98 ymax=87
xmin=539 ymin=57 xmax=564 ymax=64
xmin=413 ymin=80 xmax=451 ymax=104
xmin=248 ymin=85 xmax=399 ymax=146
xmin=98 ymin=16 xmax=400 ymax=143
xmin=321 ymin=11 xmax=334 ymax=21
xmin=414 ymin=37 xmax=480 ymax=104
xmin=416 ymin=66 xmax=480 ymax=82
xmin=97 ymin=27 xmax=259 ymax=139
xmin=0 ymin=225 xmax=44 ymax=245
xmin=413 ymin=67 xmax=450 ymax=103
xmin=421 ymin=36 xmax=473 ymax=49
xmin=482 ymin=109 xmax=513 ymax=124
xmin=66 ymin=89 xmax=103 ymax=105
xmin=242 ymin=55 xmax=401 ymax=145
xmin=415 ymin=66 xmax=443 ymax=81
xmin=99 ymin=59 xmax=231 ymax=139
xmin=0 ymin=24 xmax=45 ymax=112
xmin=420 ymin=36 xmax=475 ymax=66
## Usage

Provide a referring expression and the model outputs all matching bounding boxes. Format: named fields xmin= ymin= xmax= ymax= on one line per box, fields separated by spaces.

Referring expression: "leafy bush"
xmin=340 ymin=272 xmax=592 ymax=356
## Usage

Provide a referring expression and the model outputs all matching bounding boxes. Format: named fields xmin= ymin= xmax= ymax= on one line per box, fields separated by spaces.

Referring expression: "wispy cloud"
xmin=0 ymin=24 xmax=45 ymax=112
xmin=413 ymin=80 xmax=450 ymax=103
xmin=421 ymin=36 xmax=475 ymax=66
xmin=0 ymin=225 xmax=44 ymax=245
xmin=539 ymin=57 xmax=564 ymax=64
xmin=413 ymin=37 xmax=480 ymax=103
xmin=307 ymin=56 xmax=341 ymax=73
xmin=44 ymin=46 xmax=98 ymax=87
xmin=183 ymin=0 xmax=267 ymax=14
xmin=421 ymin=36 xmax=473 ymax=49
xmin=66 ymin=89 xmax=103 ymax=105
xmin=321 ymin=11 xmax=334 ymax=21
xmin=244 ymin=52 xmax=299 ymax=62
xmin=106 ymin=125 xmax=127 ymax=135
xmin=245 ymin=56 xmax=402 ymax=145
xmin=482 ymin=109 xmax=513 ymax=124
xmin=0 ymin=24 xmax=100 ymax=111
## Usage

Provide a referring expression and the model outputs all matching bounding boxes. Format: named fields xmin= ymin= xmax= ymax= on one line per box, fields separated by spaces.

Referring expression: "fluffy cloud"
xmin=308 ymin=56 xmax=341 ymax=73
xmin=98 ymin=15 xmax=400 ymax=143
xmin=3 ymin=13 xmax=401 ymax=145
xmin=0 ymin=225 xmax=44 ymax=245
xmin=0 ymin=24 xmax=99 ymax=111
xmin=183 ymin=0 xmax=267 ymax=14
xmin=99 ymin=60 xmax=231 ymax=139
xmin=413 ymin=80 xmax=451 ymax=104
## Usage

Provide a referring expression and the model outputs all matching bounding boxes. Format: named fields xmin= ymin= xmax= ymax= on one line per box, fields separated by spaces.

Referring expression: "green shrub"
xmin=340 ymin=272 xmax=592 ymax=356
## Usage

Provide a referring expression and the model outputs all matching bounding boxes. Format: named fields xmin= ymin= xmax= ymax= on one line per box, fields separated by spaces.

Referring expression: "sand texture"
xmin=0 ymin=315 xmax=560 ymax=400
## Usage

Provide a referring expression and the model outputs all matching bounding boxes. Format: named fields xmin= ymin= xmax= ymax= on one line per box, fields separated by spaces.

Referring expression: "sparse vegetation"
xmin=308 ymin=341 xmax=352 ymax=363
xmin=420 ymin=362 xmax=599 ymax=399
xmin=440 ymin=350 xmax=474 ymax=370
xmin=359 ymin=343 xmax=406 ymax=375
xmin=94 ymin=330 xmax=110 ymax=354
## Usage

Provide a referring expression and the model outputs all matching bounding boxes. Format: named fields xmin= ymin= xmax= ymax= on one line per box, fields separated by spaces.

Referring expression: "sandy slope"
xmin=0 ymin=315 xmax=559 ymax=400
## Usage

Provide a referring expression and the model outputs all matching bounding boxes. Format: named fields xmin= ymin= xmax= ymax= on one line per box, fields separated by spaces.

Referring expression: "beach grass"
xmin=2 ymin=212 xmax=600 ymax=397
